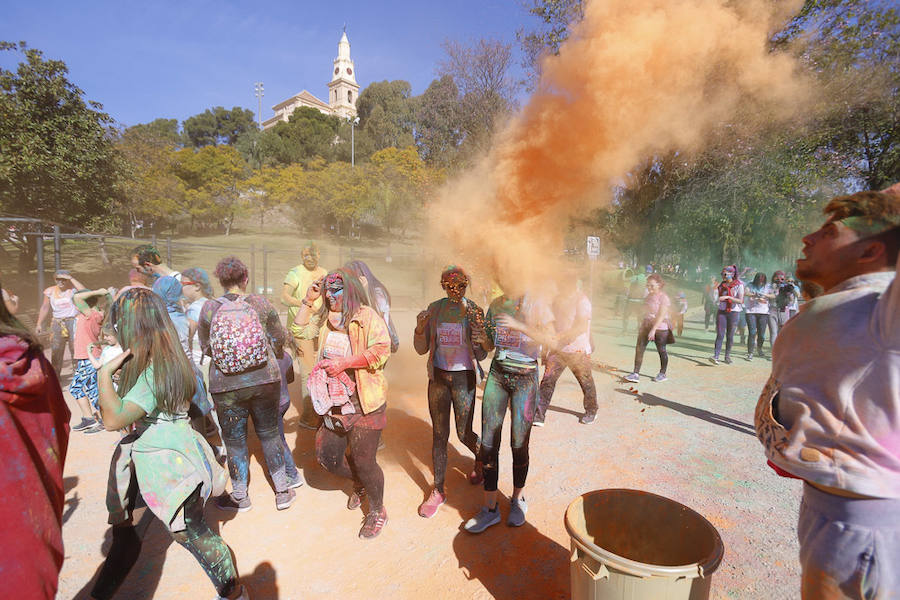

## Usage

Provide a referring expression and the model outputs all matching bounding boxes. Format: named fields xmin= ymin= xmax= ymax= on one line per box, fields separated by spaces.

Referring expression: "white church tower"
xmin=328 ymin=30 xmax=359 ymax=120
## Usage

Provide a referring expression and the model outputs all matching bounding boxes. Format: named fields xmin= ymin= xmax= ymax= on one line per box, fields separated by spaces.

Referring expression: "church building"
xmin=262 ymin=31 xmax=359 ymax=129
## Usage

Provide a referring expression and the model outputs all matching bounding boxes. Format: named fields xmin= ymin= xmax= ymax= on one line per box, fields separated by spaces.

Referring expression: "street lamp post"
xmin=349 ymin=116 xmax=360 ymax=167
xmin=254 ymin=82 xmax=265 ymax=129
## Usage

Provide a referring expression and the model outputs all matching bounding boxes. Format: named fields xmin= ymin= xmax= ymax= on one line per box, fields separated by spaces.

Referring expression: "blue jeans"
xmin=213 ymin=382 xmax=287 ymax=498
xmin=481 ymin=360 xmax=538 ymax=492
xmin=799 ymin=483 xmax=900 ymax=598
xmin=714 ymin=310 xmax=740 ymax=360
xmin=746 ymin=313 xmax=768 ymax=355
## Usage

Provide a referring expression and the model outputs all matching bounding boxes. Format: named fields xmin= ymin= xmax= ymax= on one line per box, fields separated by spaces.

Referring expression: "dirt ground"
xmin=55 ymin=301 xmax=802 ymax=600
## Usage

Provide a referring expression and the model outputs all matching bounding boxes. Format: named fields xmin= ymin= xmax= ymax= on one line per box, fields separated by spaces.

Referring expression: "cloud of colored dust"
xmin=427 ymin=0 xmax=809 ymax=296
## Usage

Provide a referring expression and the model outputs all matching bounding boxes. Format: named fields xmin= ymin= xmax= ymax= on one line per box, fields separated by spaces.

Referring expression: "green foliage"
xmin=125 ymin=118 xmax=182 ymax=148
xmin=172 ymin=145 xmax=249 ymax=234
xmin=414 ymin=76 xmax=464 ymax=167
xmin=516 ymin=0 xmax=585 ymax=80
xmin=264 ymin=106 xmax=342 ymax=166
xmin=183 ymin=106 xmax=257 ymax=147
xmin=0 ymin=41 xmax=121 ymax=235
xmin=356 ymin=80 xmax=415 ymax=156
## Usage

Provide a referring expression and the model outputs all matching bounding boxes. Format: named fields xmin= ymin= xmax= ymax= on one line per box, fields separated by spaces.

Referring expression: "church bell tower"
xmin=328 ymin=30 xmax=360 ymax=120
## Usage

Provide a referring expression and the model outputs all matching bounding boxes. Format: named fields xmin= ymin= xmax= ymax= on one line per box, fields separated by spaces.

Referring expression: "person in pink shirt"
xmin=624 ymin=274 xmax=672 ymax=383
xmin=69 ymin=288 xmax=111 ymax=433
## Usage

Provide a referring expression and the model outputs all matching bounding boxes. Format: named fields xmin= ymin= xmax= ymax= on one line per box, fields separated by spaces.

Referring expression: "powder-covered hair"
xmin=647 ymin=273 xmax=665 ymax=288
xmin=182 ymin=267 xmax=214 ymax=298
xmin=132 ymin=244 xmax=162 ymax=266
xmin=317 ymin=268 xmax=371 ymax=329
xmin=344 ymin=260 xmax=391 ymax=314
xmin=214 ymin=256 xmax=249 ymax=290
xmin=825 ymin=190 xmax=900 ymax=265
xmin=107 ymin=288 xmax=195 ymax=415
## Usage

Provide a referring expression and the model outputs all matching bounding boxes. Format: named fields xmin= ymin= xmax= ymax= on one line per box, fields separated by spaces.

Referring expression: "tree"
xmin=183 ymin=106 xmax=257 ymax=147
xmin=356 ymin=80 xmax=415 ymax=156
xmin=264 ymin=107 xmax=342 ymax=166
xmin=0 ymin=41 xmax=122 ymax=271
xmin=438 ymin=39 xmax=519 ymax=154
xmin=172 ymin=145 xmax=248 ymax=234
xmin=125 ymin=118 xmax=182 ymax=148
xmin=369 ymin=146 xmax=440 ymax=234
xmin=774 ymin=0 xmax=900 ymax=190
xmin=516 ymin=0 xmax=585 ymax=82
xmin=414 ymin=76 xmax=465 ymax=167
xmin=115 ymin=124 xmax=184 ymax=236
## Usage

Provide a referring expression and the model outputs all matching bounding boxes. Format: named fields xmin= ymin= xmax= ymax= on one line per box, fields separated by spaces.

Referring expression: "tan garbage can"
xmin=564 ymin=489 xmax=724 ymax=600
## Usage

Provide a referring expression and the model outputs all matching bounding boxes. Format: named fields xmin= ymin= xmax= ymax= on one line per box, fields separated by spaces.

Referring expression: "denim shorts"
xmin=798 ymin=483 xmax=900 ymax=598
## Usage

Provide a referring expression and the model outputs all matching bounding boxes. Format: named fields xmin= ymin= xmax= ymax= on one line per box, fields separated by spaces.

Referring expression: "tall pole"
xmin=351 ymin=120 xmax=355 ymax=168
xmin=254 ymin=82 xmax=265 ymax=130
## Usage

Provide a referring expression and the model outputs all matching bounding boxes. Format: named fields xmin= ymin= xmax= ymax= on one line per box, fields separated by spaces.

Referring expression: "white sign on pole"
xmin=586 ymin=236 xmax=601 ymax=258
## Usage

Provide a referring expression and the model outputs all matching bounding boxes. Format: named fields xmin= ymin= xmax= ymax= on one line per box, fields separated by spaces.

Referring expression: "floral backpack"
xmin=209 ymin=296 xmax=268 ymax=374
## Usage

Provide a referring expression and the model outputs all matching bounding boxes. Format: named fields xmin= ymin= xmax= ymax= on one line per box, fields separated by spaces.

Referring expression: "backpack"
xmin=209 ymin=296 xmax=269 ymax=374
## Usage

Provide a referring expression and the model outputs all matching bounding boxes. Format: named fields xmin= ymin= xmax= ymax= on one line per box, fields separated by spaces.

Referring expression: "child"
xmin=70 ymin=288 xmax=111 ymax=433
xmin=89 ymin=324 xmax=124 ymax=381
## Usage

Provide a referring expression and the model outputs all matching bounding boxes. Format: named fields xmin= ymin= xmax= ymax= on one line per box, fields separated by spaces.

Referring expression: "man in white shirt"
xmin=755 ymin=186 xmax=899 ymax=599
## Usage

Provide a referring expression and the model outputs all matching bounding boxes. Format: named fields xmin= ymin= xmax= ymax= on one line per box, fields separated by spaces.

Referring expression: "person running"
xmin=280 ymin=242 xmax=327 ymax=429
xmin=199 ymin=256 xmax=297 ymax=513
xmin=344 ymin=260 xmax=400 ymax=352
xmin=35 ymin=270 xmax=85 ymax=375
xmin=623 ymin=273 xmax=672 ymax=383
xmin=464 ymin=291 xmax=554 ymax=533
xmin=292 ymin=268 xmax=392 ymax=539
xmin=90 ymin=288 xmax=247 ymax=600
xmin=709 ymin=265 xmax=744 ymax=365
xmin=413 ymin=266 xmax=487 ymax=518
xmin=754 ymin=188 xmax=899 ymax=598
xmin=744 ymin=272 xmax=769 ymax=360
xmin=1 ymin=279 xmax=70 ymax=600
xmin=535 ymin=272 xmax=598 ymax=425
xmin=69 ymin=288 xmax=111 ymax=433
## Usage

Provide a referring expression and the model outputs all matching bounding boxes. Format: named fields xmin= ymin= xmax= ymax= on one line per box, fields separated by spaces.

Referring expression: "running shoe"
xmin=532 ymin=418 xmax=545 ymax=428
xmin=347 ymin=486 xmax=366 ymax=510
xmin=215 ymin=493 xmax=252 ymax=513
xmin=287 ymin=472 xmax=305 ymax=489
xmin=468 ymin=460 xmax=484 ymax=485
xmin=623 ymin=372 xmax=640 ymax=383
xmin=72 ymin=417 xmax=96 ymax=431
xmin=724 ymin=357 xmax=733 ymax=364
xmin=275 ymin=489 xmax=296 ymax=511
xmin=709 ymin=357 xmax=719 ymax=365
xmin=746 ymin=353 xmax=753 ymax=361
xmin=359 ymin=506 xmax=388 ymax=539
xmin=84 ymin=422 xmax=105 ymax=434
xmin=418 ymin=489 xmax=446 ymax=518
xmin=464 ymin=505 xmax=501 ymax=533
xmin=579 ymin=411 xmax=597 ymax=425
xmin=507 ymin=498 xmax=528 ymax=527
xmin=653 ymin=373 xmax=667 ymax=383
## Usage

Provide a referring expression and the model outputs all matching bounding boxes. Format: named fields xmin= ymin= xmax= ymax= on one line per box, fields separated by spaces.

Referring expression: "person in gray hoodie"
xmin=754 ymin=186 xmax=900 ymax=599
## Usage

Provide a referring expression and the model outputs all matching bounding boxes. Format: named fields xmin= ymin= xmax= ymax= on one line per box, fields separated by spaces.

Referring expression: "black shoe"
xmin=724 ymin=357 xmax=733 ymax=364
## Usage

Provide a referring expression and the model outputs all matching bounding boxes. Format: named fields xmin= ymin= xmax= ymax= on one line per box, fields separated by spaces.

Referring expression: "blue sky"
xmin=1 ymin=0 xmax=533 ymax=128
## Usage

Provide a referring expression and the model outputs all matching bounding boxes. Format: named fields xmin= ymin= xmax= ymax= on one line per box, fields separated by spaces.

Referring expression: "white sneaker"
xmin=623 ymin=372 xmax=639 ymax=383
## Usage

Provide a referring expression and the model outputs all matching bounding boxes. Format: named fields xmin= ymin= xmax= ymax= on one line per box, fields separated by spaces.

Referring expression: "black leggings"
xmin=91 ymin=485 xmax=238 ymax=599
xmin=633 ymin=326 xmax=669 ymax=375
xmin=316 ymin=425 xmax=385 ymax=510
xmin=428 ymin=368 xmax=480 ymax=493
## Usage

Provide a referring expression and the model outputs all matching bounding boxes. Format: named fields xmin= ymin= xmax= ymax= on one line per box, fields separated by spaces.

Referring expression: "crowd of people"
xmin=0 ymin=186 xmax=897 ymax=599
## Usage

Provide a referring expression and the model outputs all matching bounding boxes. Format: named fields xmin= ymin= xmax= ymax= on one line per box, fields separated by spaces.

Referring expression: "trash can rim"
xmin=564 ymin=488 xmax=725 ymax=579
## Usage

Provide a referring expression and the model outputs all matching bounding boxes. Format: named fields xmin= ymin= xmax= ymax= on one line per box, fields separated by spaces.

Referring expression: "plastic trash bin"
xmin=564 ymin=489 xmax=724 ymax=600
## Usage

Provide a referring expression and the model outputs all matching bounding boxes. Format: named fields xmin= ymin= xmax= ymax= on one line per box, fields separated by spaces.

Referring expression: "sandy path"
xmin=56 ymin=305 xmax=800 ymax=600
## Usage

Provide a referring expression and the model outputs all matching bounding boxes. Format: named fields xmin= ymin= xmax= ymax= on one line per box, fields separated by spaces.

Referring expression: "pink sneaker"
xmin=417 ymin=489 xmax=446 ymax=518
